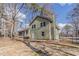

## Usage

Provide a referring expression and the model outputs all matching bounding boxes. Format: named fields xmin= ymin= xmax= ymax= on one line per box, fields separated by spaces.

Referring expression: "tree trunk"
xmin=10 ymin=21 xmax=15 ymax=40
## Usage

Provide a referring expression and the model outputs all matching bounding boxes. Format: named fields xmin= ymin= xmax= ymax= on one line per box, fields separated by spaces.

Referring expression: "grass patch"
xmin=32 ymin=51 xmax=39 ymax=56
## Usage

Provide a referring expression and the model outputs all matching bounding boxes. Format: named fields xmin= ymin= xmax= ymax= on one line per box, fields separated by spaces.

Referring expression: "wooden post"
xmin=25 ymin=30 xmax=26 ymax=37
xmin=11 ymin=24 xmax=13 ymax=39
xmin=28 ymin=27 xmax=31 ymax=45
xmin=3 ymin=22 xmax=5 ymax=38
xmin=2 ymin=19 xmax=6 ymax=38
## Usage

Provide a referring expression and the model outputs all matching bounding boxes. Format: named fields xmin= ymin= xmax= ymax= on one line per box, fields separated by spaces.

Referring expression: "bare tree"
xmin=0 ymin=3 xmax=24 ymax=39
xmin=62 ymin=24 xmax=72 ymax=37
xmin=69 ymin=4 xmax=79 ymax=38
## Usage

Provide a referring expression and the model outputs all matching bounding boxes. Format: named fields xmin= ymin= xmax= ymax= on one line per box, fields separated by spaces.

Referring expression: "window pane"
xmin=34 ymin=24 xmax=36 ymax=28
xmin=32 ymin=24 xmax=36 ymax=29
xmin=40 ymin=23 xmax=42 ymax=27
xmin=42 ymin=32 xmax=45 ymax=36
xmin=32 ymin=25 xmax=33 ymax=28
xmin=43 ymin=22 xmax=46 ymax=26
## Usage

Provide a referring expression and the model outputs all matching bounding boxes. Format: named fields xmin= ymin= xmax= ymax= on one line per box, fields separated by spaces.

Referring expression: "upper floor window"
xmin=32 ymin=24 xmax=36 ymax=29
xmin=34 ymin=24 xmax=36 ymax=28
xmin=40 ymin=22 xmax=46 ymax=27
xmin=32 ymin=25 xmax=33 ymax=29
xmin=43 ymin=22 xmax=46 ymax=26
xmin=40 ymin=23 xmax=42 ymax=27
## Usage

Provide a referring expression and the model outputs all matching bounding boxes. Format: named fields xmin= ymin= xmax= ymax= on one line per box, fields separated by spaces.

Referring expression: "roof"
xmin=18 ymin=28 xmax=29 ymax=32
xmin=29 ymin=16 xmax=53 ymax=25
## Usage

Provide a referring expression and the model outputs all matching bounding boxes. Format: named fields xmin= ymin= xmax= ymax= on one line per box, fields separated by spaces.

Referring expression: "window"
xmin=32 ymin=24 xmax=36 ymax=29
xmin=78 ymin=30 xmax=79 ymax=34
xmin=40 ymin=22 xmax=46 ymax=27
xmin=43 ymin=22 xmax=46 ymax=26
xmin=41 ymin=32 xmax=45 ymax=36
xmin=34 ymin=24 xmax=36 ymax=28
xmin=40 ymin=23 xmax=42 ymax=27
xmin=32 ymin=25 xmax=33 ymax=29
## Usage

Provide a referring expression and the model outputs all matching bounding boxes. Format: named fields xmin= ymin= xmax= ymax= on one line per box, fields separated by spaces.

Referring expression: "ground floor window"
xmin=41 ymin=31 xmax=45 ymax=36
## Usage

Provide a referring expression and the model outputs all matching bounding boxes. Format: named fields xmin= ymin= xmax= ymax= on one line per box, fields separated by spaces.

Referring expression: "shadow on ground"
xmin=26 ymin=43 xmax=51 ymax=56
xmin=15 ymin=39 xmax=51 ymax=56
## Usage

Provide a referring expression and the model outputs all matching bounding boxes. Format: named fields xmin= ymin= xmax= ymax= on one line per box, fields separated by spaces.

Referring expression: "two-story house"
xmin=29 ymin=16 xmax=59 ymax=40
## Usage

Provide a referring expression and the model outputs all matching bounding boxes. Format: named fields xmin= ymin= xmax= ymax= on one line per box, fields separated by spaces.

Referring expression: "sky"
xmin=51 ymin=3 xmax=76 ymax=29
xmin=52 ymin=4 xmax=75 ymax=23
xmin=18 ymin=3 xmax=76 ymax=30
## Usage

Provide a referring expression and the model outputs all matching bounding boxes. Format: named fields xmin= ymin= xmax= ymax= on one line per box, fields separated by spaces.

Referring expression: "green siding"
xmin=30 ymin=16 xmax=59 ymax=40
xmin=55 ymin=29 xmax=59 ymax=39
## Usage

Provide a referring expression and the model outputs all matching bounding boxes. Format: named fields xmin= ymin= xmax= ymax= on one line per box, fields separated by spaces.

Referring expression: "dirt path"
xmin=30 ymin=41 xmax=79 ymax=56
xmin=0 ymin=38 xmax=37 ymax=56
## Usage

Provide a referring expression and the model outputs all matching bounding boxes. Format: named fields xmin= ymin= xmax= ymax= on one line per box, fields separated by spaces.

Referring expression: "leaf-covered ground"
xmin=0 ymin=37 xmax=79 ymax=56
xmin=0 ymin=37 xmax=37 ymax=56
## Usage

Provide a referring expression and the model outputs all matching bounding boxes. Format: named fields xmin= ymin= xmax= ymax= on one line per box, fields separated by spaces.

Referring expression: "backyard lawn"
xmin=0 ymin=37 xmax=79 ymax=56
xmin=0 ymin=37 xmax=38 ymax=56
